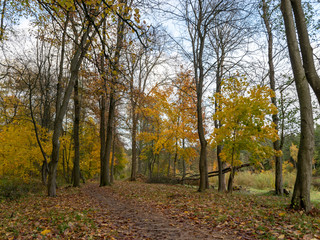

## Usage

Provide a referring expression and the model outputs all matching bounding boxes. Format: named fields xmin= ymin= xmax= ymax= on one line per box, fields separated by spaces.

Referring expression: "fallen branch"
xmin=181 ymin=163 xmax=252 ymax=182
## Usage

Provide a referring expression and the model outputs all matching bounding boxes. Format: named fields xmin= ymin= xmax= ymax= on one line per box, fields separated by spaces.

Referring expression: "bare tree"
xmin=181 ymin=0 xmax=239 ymax=191
xmin=281 ymin=0 xmax=314 ymax=212
xmin=261 ymin=0 xmax=283 ymax=195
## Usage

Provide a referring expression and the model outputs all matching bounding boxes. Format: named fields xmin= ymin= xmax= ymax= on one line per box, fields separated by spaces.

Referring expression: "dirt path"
xmin=82 ymin=183 xmax=234 ymax=240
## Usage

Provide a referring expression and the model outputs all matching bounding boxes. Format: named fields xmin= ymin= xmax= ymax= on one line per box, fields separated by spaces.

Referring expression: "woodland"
xmin=1 ymin=0 xmax=320 ymax=239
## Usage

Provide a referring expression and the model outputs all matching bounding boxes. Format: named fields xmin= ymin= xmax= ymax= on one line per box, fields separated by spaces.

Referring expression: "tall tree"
xmin=124 ymin=28 xmax=165 ymax=181
xmin=100 ymin=0 xmax=129 ymax=186
xmin=37 ymin=1 xmax=103 ymax=196
xmin=261 ymin=0 xmax=283 ymax=195
xmin=72 ymin=75 xmax=80 ymax=187
xmin=281 ymin=0 xmax=314 ymax=212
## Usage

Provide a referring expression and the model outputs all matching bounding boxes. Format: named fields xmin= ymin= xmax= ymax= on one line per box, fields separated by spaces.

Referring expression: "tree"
xmin=290 ymin=0 xmax=320 ymax=105
xmin=123 ymin=27 xmax=166 ymax=181
xmin=209 ymin=4 xmax=250 ymax=192
xmin=212 ymin=75 xmax=279 ymax=193
xmin=36 ymin=0 xmax=104 ymax=196
xmin=100 ymin=0 xmax=130 ymax=186
xmin=281 ymin=0 xmax=314 ymax=212
xmin=261 ymin=0 xmax=283 ymax=195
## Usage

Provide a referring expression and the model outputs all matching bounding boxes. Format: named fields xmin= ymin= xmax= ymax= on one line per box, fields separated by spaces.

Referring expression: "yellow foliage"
xmin=290 ymin=143 xmax=298 ymax=163
xmin=0 ymin=120 xmax=51 ymax=182
xmin=211 ymin=76 xmax=279 ymax=167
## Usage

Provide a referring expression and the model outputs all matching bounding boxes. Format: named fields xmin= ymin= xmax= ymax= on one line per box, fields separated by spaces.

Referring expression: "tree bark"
xmin=227 ymin=167 xmax=236 ymax=193
xmin=130 ymin=95 xmax=137 ymax=181
xmin=215 ymin=50 xmax=226 ymax=192
xmin=261 ymin=0 xmax=283 ymax=195
xmin=100 ymin=0 xmax=126 ymax=186
xmin=281 ymin=0 xmax=314 ymax=212
xmin=101 ymin=91 xmax=114 ymax=186
xmin=99 ymin=93 xmax=107 ymax=186
xmin=0 ymin=0 xmax=7 ymax=42
xmin=290 ymin=0 xmax=320 ymax=105
xmin=72 ymin=77 xmax=80 ymax=187
xmin=110 ymin=133 xmax=115 ymax=184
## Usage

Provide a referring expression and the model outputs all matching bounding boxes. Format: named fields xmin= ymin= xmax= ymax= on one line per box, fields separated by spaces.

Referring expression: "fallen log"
xmin=181 ymin=163 xmax=252 ymax=182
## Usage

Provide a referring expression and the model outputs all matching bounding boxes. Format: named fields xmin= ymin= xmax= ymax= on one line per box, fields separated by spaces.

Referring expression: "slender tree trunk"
xmin=110 ymin=135 xmax=115 ymax=184
xmin=101 ymin=91 xmax=114 ymax=186
xmin=99 ymin=94 xmax=107 ymax=186
xmin=130 ymin=104 xmax=137 ymax=181
xmin=182 ymin=139 xmax=186 ymax=183
xmin=197 ymin=87 xmax=208 ymax=191
xmin=41 ymin=161 xmax=48 ymax=185
xmin=167 ymin=154 xmax=171 ymax=177
xmin=227 ymin=167 xmax=236 ymax=193
xmin=138 ymin=140 xmax=142 ymax=174
xmin=47 ymin=13 xmax=95 ymax=196
xmin=72 ymin=77 xmax=80 ymax=187
xmin=28 ymin=83 xmax=49 ymax=185
xmin=214 ymin=42 xmax=226 ymax=192
xmin=0 ymin=0 xmax=6 ymax=42
xmin=281 ymin=0 xmax=314 ymax=212
xmin=62 ymin=149 xmax=67 ymax=182
xmin=100 ymin=1 xmax=126 ymax=186
xmin=173 ymin=150 xmax=178 ymax=178
xmin=217 ymin=145 xmax=226 ymax=191
xmin=261 ymin=0 xmax=283 ymax=195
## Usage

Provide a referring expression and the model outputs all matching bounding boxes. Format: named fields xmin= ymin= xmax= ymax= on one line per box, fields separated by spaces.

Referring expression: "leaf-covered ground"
xmin=0 ymin=180 xmax=319 ymax=239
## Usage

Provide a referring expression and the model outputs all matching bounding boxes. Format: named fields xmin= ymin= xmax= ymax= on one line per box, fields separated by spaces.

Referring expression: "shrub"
xmin=0 ymin=178 xmax=44 ymax=200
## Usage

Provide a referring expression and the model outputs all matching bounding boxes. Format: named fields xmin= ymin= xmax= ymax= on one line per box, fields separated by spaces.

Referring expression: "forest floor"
xmin=0 ymin=180 xmax=320 ymax=239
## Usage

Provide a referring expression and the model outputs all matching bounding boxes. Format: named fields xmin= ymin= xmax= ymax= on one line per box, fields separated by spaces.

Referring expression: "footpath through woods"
xmin=1 ymin=180 xmax=319 ymax=239
xmin=83 ymin=183 xmax=234 ymax=239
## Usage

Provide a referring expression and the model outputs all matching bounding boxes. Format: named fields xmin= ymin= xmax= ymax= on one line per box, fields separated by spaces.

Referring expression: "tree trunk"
xmin=173 ymin=150 xmax=178 ymax=178
xmin=217 ymin=145 xmax=226 ymax=191
xmin=72 ymin=77 xmax=80 ymax=187
xmin=197 ymin=83 xmax=208 ymax=191
xmin=47 ymin=14 xmax=92 ymax=196
xmin=41 ymin=161 xmax=48 ymax=185
xmin=101 ymin=91 xmax=114 ymax=186
xmin=0 ymin=0 xmax=7 ymax=42
xmin=261 ymin=0 xmax=283 ymax=195
xmin=227 ymin=167 xmax=236 ymax=193
xmin=110 ymin=136 xmax=115 ymax=184
xmin=290 ymin=0 xmax=320 ymax=105
xmin=167 ymin=153 xmax=171 ymax=177
xmin=28 ymin=82 xmax=49 ymax=185
xmin=281 ymin=0 xmax=314 ymax=212
xmin=130 ymin=104 xmax=137 ymax=181
xmin=100 ymin=3 xmax=125 ymax=186
xmin=99 ymin=93 xmax=107 ymax=186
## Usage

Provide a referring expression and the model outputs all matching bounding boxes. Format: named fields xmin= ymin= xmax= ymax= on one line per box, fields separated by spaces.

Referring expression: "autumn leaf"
xmin=40 ymin=229 xmax=51 ymax=235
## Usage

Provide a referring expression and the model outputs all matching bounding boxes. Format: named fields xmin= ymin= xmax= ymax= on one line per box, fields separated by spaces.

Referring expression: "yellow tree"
xmin=138 ymin=71 xmax=199 ymax=179
xmin=168 ymin=70 xmax=198 ymax=178
xmin=138 ymin=86 xmax=174 ymax=178
xmin=212 ymin=75 xmax=280 ymax=192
